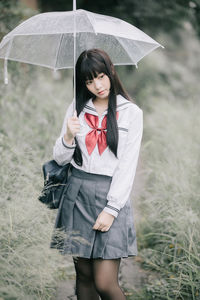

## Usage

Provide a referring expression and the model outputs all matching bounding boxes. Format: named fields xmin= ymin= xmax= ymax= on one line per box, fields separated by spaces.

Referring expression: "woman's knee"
xmin=92 ymin=258 xmax=121 ymax=294
xmin=94 ymin=275 xmax=117 ymax=295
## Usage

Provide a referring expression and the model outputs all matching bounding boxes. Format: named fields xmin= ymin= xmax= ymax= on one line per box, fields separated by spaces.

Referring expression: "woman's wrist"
xmin=64 ymin=133 xmax=74 ymax=145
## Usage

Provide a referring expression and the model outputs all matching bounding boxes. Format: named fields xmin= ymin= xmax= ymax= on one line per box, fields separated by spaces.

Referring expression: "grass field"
xmin=0 ymin=67 xmax=74 ymax=299
xmin=0 ymin=24 xmax=200 ymax=299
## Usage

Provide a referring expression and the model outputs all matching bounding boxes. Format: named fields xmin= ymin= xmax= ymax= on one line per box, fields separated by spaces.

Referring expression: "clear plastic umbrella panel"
xmin=0 ymin=8 xmax=164 ymax=110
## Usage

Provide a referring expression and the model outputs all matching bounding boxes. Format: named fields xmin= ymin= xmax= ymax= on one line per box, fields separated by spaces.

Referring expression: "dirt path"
xmin=53 ymin=256 xmax=153 ymax=300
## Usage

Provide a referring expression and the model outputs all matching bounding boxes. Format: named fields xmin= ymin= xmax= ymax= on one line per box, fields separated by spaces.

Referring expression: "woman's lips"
xmin=98 ymin=90 xmax=105 ymax=95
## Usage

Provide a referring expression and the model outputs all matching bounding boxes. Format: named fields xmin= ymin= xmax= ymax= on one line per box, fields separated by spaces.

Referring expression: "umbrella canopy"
xmin=0 ymin=9 xmax=164 ymax=73
xmin=0 ymin=8 xmax=164 ymax=111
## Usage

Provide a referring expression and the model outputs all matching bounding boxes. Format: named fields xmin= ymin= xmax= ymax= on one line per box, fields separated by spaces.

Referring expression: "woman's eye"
xmin=99 ymin=74 xmax=104 ymax=79
xmin=86 ymin=81 xmax=92 ymax=85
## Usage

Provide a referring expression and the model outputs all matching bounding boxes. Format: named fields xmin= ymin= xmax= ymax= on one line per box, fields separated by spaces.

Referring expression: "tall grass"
xmin=0 ymin=65 xmax=74 ymax=299
xmin=1 ymin=18 xmax=200 ymax=299
xmin=133 ymin=25 xmax=200 ymax=299
xmin=136 ymin=98 xmax=200 ymax=299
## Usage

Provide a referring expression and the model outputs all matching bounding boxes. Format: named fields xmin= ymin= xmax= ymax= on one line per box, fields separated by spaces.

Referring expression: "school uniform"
xmin=50 ymin=94 xmax=143 ymax=259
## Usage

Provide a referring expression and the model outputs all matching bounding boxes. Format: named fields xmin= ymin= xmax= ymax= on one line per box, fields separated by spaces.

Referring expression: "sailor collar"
xmin=83 ymin=94 xmax=132 ymax=117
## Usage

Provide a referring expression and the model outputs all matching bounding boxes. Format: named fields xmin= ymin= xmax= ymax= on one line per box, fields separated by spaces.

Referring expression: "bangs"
xmin=80 ymin=57 xmax=108 ymax=82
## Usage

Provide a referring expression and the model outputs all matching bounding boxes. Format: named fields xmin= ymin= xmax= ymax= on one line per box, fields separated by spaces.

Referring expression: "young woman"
xmin=51 ymin=48 xmax=143 ymax=300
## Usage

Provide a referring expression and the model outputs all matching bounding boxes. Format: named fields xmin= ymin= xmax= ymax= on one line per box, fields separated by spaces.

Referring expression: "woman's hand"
xmin=93 ymin=211 xmax=115 ymax=232
xmin=64 ymin=110 xmax=80 ymax=144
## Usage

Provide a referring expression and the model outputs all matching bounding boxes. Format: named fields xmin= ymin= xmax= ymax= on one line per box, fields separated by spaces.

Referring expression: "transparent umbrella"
xmin=0 ymin=2 xmax=164 ymax=110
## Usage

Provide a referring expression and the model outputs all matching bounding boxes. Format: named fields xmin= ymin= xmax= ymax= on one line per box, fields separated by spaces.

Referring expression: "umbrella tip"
xmin=4 ymin=59 xmax=8 ymax=84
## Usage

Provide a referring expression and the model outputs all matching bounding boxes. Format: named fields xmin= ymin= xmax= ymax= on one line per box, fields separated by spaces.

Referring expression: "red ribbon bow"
xmin=84 ymin=111 xmax=119 ymax=155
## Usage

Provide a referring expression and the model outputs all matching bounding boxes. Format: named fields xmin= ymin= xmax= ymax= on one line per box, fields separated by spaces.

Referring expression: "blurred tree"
xmin=0 ymin=0 xmax=21 ymax=38
xmin=190 ymin=0 xmax=200 ymax=37
xmin=0 ymin=0 xmax=39 ymax=88
xmin=20 ymin=0 xmax=38 ymax=10
xmin=38 ymin=0 xmax=200 ymax=38
xmin=0 ymin=0 xmax=38 ymax=39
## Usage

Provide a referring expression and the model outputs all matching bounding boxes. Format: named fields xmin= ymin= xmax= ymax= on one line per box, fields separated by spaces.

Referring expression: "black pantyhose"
xmin=73 ymin=256 xmax=126 ymax=300
xmin=73 ymin=256 xmax=99 ymax=300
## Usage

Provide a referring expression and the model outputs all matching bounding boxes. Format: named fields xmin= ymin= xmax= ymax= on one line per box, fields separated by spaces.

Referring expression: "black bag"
xmin=38 ymin=160 xmax=71 ymax=209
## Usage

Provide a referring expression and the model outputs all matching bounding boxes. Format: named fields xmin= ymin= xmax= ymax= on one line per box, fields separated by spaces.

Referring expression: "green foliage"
xmin=0 ymin=1 xmax=39 ymax=92
xmin=0 ymin=66 xmax=74 ymax=299
xmin=0 ymin=0 xmax=38 ymax=39
xmin=38 ymin=0 xmax=200 ymax=39
xmin=137 ymin=98 xmax=200 ymax=299
xmin=133 ymin=26 xmax=200 ymax=300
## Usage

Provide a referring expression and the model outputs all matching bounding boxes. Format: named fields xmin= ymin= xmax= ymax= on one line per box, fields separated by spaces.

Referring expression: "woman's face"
xmin=85 ymin=72 xmax=111 ymax=100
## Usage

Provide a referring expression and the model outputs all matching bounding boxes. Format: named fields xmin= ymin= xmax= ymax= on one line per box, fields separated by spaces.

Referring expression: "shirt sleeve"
xmin=53 ymin=99 xmax=77 ymax=166
xmin=103 ymin=107 xmax=143 ymax=218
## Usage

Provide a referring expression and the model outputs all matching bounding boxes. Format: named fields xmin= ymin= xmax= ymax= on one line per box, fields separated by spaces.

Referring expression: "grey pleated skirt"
xmin=50 ymin=165 xmax=138 ymax=259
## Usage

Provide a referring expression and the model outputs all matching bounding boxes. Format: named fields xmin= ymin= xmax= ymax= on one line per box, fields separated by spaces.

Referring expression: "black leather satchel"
xmin=38 ymin=160 xmax=71 ymax=209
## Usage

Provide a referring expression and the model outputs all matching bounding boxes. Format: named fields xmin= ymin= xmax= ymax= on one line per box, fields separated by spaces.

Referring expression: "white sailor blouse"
xmin=53 ymin=94 xmax=143 ymax=218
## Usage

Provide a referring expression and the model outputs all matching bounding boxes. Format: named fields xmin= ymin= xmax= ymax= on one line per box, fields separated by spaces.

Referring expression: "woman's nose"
xmin=94 ymin=79 xmax=101 ymax=90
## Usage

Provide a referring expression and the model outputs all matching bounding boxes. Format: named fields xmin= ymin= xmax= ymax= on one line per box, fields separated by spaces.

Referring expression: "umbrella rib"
xmin=134 ymin=43 xmax=163 ymax=65
xmin=114 ymin=36 xmax=162 ymax=66
xmin=0 ymin=56 xmax=146 ymax=68
xmin=0 ymin=32 xmax=163 ymax=45
xmin=0 ymin=57 xmax=73 ymax=69
xmin=54 ymin=33 xmax=64 ymax=69
xmin=115 ymin=35 xmax=136 ymax=65
xmin=84 ymin=11 xmax=97 ymax=35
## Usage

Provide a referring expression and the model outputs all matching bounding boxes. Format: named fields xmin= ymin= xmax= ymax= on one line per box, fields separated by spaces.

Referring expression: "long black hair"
xmin=73 ymin=48 xmax=132 ymax=166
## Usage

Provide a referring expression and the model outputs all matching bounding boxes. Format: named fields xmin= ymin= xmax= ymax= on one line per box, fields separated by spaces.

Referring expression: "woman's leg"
xmin=73 ymin=256 xmax=100 ymax=300
xmin=92 ymin=258 xmax=126 ymax=300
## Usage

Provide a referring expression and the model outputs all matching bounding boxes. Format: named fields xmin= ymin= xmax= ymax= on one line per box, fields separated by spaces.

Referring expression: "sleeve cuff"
xmin=103 ymin=204 xmax=120 ymax=218
xmin=62 ymin=136 xmax=76 ymax=149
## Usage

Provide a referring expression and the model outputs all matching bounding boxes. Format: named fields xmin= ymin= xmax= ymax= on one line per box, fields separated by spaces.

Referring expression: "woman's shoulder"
xmin=117 ymin=94 xmax=143 ymax=117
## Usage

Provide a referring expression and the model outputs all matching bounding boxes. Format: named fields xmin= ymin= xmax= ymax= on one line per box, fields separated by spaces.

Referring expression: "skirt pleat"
xmin=50 ymin=166 xmax=138 ymax=259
